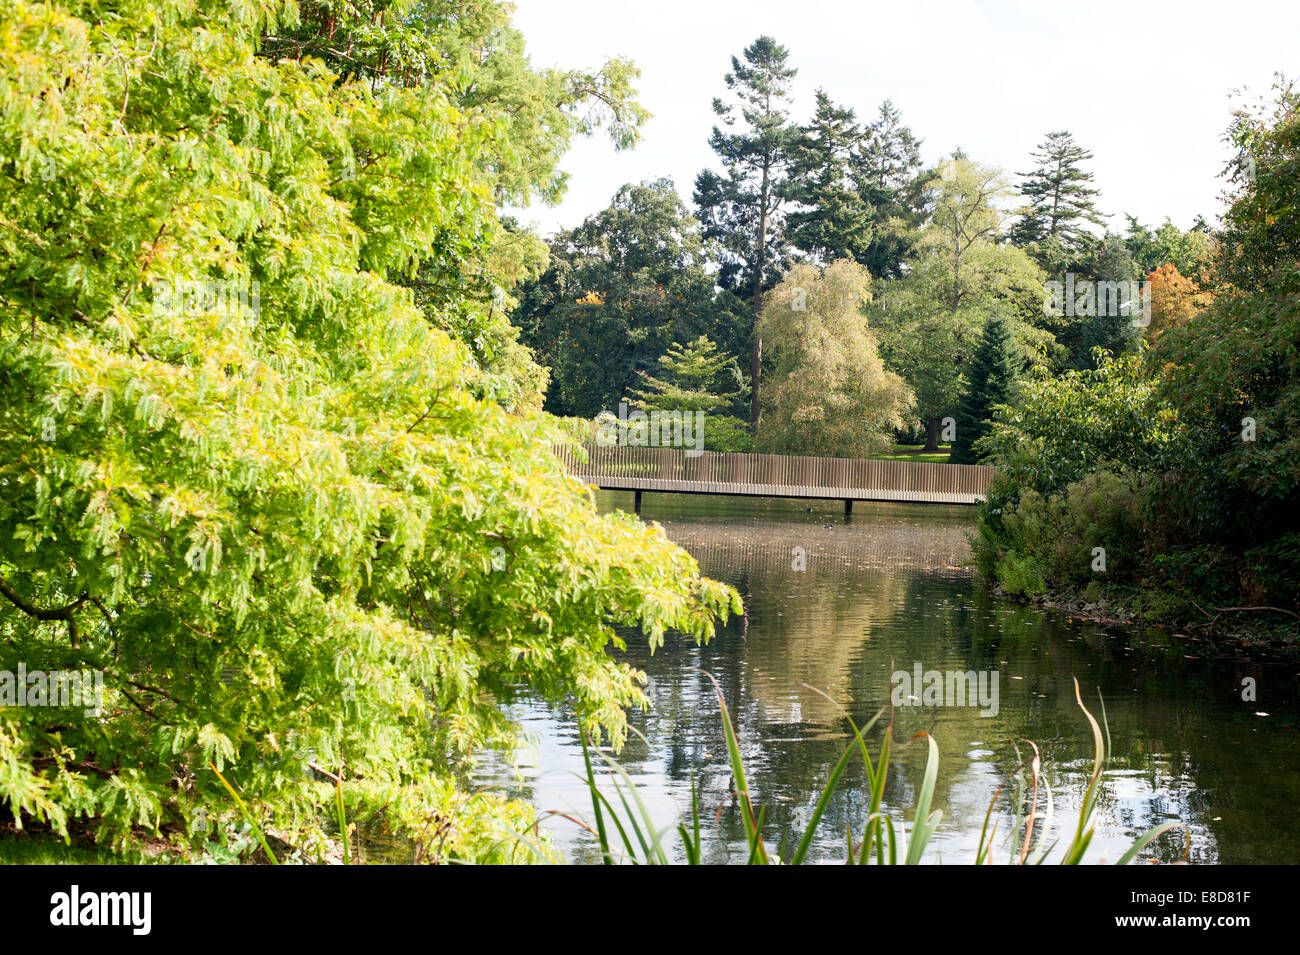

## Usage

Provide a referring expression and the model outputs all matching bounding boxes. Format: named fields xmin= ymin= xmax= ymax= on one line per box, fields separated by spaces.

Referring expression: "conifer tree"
xmin=852 ymin=99 xmax=926 ymax=279
xmin=1010 ymin=131 xmax=1106 ymax=252
xmin=628 ymin=336 xmax=747 ymax=414
xmin=693 ymin=35 xmax=798 ymax=427
xmin=784 ymin=91 xmax=872 ymax=264
xmin=950 ymin=316 xmax=1022 ymax=464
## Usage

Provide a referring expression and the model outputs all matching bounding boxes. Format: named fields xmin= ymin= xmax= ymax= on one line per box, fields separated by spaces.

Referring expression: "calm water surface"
xmin=470 ymin=492 xmax=1300 ymax=864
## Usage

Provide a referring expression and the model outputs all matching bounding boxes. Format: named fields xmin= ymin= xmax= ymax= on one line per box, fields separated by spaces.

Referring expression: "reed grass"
xmin=574 ymin=674 xmax=1184 ymax=865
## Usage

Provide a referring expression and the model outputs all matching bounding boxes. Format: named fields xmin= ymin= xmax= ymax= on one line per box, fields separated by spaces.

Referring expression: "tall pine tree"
xmin=784 ymin=90 xmax=872 ymax=264
xmin=950 ymin=315 xmax=1022 ymax=464
xmin=693 ymin=36 xmax=798 ymax=427
xmin=1009 ymin=131 xmax=1106 ymax=253
xmin=852 ymin=99 xmax=925 ymax=279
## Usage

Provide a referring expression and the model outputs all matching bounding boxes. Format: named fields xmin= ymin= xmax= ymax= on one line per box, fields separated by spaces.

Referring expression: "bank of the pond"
xmin=984 ymin=580 xmax=1300 ymax=653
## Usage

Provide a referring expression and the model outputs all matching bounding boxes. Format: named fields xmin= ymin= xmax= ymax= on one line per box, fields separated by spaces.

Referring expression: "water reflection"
xmin=471 ymin=492 xmax=1300 ymax=864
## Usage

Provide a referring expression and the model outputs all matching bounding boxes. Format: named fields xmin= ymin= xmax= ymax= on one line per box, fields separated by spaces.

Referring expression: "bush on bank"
xmin=973 ymin=81 xmax=1300 ymax=632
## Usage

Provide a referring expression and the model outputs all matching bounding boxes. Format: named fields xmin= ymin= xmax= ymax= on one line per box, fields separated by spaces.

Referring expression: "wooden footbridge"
xmin=556 ymin=445 xmax=994 ymax=513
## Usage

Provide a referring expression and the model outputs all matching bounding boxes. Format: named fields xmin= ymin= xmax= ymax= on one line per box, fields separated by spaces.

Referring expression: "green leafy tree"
xmin=973 ymin=81 xmax=1300 ymax=619
xmin=871 ymin=157 xmax=1051 ymax=450
xmin=256 ymin=2 xmax=654 ymax=417
xmin=1122 ymin=215 xmax=1214 ymax=280
xmin=950 ymin=316 xmax=1022 ymax=464
xmin=756 ymin=261 xmax=914 ymax=457
xmin=261 ymin=0 xmax=650 ymax=208
xmin=970 ymin=346 xmax=1179 ymax=602
xmin=0 ymin=0 xmax=735 ymax=858
xmin=1151 ymin=78 xmax=1300 ymax=605
xmin=978 ymin=347 xmax=1179 ymax=497
xmin=693 ymin=35 xmax=799 ymax=426
xmin=514 ymin=179 xmax=744 ymax=418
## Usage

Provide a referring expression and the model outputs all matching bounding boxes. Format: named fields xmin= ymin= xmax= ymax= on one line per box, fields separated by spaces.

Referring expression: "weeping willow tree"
xmin=756 ymin=260 xmax=914 ymax=457
xmin=0 ymin=0 xmax=736 ymax=860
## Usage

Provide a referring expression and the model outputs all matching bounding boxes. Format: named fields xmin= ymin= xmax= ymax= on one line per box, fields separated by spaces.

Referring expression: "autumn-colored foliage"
xmin=1146 ymin=263 xmax=1213 ymax=339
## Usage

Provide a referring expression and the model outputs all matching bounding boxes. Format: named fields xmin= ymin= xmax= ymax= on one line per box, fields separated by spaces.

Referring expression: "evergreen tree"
xmin=784 ymin=91 xmax=872 ymax=264
xmin=628 ymin=336 xmax=753 ymax=451
xmin=1010 ymin=131 xmax=1106 ymax=253
xmin=629 ymin=336 xmax=747 ymax=415
xmin=852 ymin=99 xmax=926 ymax=279
xmin=1076 ymin=234 xmax=1142 ymax=367
xmin=950 ymin=316 xmax=1022 ymax=464
xmin=693 ymin=36 xmax=798 ymax=426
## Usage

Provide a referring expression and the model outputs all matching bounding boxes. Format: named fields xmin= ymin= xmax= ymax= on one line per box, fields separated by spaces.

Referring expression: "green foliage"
xmin=783 ymin=91 xmax=873 ymax=265
xmin=990 ymin=548 xmax=1048 ymax=599
xmin=977 ymin=471 xmax=1146 ymax=597
xmin=1123 ymin=214 xmax=1214 ymax=282
xmin=693 ymin=35 xmax=798 ymax=298
xmin=699 ymin=415 xmax=756 ymax=453
xmin=260 ymin=0 xmax=650 ymax=208
xmin=851 ymin=99 xmax=926 ymax=280
xmin=1099 ymin=77 xmax=1300 ymax=615
xmin=782 ymin=94 xmax=927 ymax=282
xmin=756 ymin=261 xmax=913 ymax=457
xmin=1072 ymin=235 xmax=1144 ymax=367
xmin=0 ymin=0 xmax=737 ymax=858
xmin=870 ymin=158 xmax=1051 ymax=438
xmin=628 ymin=336 xmax=752 ymax=452
xmin=515 ymin=179 xmax=745 ymax=418
xmin=1150 ymin=77 xmax=1300 ymax=563
xmin=950 ymin=316 xmax=1021 ymax=464
xmin=977 ymin=347 xmax=1178 ymax=498
xmin=1009 ymin=130 xmax=1106 ymax=253
xmin=628 ymin=336 xmax=747 ymax=415
xmin=252 ymin=1 xmax=653 ymax=414
xmin=971 ymin=344 xmax=1177 ymax=606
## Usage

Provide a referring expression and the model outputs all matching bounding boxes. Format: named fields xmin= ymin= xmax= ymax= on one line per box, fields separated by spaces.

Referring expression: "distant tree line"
xmin=514 ymin=35 xmax=1213 ymax=458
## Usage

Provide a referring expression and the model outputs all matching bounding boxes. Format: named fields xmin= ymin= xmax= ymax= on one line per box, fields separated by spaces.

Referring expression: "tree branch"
xmin=0 ymin=574 xmax=87 ymax=648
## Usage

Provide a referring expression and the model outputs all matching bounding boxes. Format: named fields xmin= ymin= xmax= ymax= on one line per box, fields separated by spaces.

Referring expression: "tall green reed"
xmin=574 ymin=674 xmax=1184 ymax=865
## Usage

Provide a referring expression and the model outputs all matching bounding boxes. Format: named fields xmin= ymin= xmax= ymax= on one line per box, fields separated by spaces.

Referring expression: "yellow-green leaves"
xmin=0 ymin=0 xmax=732 ymax=858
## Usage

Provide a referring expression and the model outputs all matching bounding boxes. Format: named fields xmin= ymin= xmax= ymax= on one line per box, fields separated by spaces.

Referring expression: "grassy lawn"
xmin=870 ymin=444 xmax=953 ymax=464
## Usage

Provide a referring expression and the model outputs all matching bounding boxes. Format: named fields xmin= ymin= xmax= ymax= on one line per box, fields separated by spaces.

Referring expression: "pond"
xmin=470 ymin=492 xmax=1300 ymax=864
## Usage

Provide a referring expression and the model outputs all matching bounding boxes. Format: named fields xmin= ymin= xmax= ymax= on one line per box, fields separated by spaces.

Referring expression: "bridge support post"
xmin=634 ymin=489 xmax=642 ymax=514
xmin=844 ymin=498 xmax=853 ymax=519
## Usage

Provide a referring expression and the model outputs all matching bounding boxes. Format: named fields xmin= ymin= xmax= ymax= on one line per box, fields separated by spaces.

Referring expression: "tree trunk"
xmin=750 ymin=161 xmax=770 ymax=430
xmin=923 ymin=417 xmax=939 ymax=452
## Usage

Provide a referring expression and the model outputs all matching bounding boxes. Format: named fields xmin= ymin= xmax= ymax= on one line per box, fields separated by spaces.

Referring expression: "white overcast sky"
xmin=506 ymin=0 xmax=1298 ymax=239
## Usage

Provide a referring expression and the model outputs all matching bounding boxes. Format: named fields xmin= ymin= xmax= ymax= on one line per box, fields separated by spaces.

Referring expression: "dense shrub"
xmin=974 ymin=470 xmax=1146 ymax=598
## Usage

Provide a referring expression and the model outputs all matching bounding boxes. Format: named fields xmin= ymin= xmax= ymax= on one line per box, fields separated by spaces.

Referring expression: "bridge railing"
xmin=554 ymin=444 xmax=995 ymax=504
